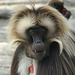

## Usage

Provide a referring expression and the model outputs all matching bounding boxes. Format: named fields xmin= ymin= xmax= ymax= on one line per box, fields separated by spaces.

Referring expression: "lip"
xmin=32 ymin=50 xmax=45 ymax=53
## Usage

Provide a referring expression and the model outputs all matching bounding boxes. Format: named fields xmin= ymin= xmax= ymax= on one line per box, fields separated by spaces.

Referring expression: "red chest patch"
xmin=29 ymin=64 xmax=34 ymax=74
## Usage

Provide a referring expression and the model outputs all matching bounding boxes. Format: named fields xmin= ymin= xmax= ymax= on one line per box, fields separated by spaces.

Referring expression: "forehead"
xmin=16 ymin=6 xmax=57 ymax=31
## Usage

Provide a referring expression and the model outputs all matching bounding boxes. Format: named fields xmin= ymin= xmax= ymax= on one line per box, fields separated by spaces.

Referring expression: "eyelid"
xmin=29 ymin=30 xmax=36 ymax=35
xmin=29 ymin=29 xmax=46 ymax=35
xmin=39 ymin=30 xmax=45 ymax=34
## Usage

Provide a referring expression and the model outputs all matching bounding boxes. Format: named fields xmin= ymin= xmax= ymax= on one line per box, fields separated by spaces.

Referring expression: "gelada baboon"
xmin=8 ymin=0 xmax=75 ymax=75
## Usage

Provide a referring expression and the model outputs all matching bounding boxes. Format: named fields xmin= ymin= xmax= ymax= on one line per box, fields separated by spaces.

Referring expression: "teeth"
xmin=34 ymin=51 xmax=37 ymax=53
xmin=33 ymin=50 xmax=44 ymax=53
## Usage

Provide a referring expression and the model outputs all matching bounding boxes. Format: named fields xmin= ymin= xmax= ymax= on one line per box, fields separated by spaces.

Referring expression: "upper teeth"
xmin=34 ymin=51 xmax=37 ymax=52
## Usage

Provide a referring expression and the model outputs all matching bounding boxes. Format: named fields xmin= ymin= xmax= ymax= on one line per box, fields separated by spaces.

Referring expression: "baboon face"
xmin=9 ymin=6 xmax=67 ymax=60
xmin=25 ymin=25 xmax=49 ymax=60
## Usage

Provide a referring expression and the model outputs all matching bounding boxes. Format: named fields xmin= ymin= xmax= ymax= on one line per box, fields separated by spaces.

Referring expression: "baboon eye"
xmin=51 ymin=3 xmax=57 ymax=8
xmin=39 ymin=29 xmax=46 ymax=35
xmin=39 ymin=30 xmax=45 ymax=34
xmin=29 ymin=30 xmax=36 ymax=35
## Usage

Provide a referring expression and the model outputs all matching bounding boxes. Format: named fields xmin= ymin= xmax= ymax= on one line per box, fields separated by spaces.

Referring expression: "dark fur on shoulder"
xmin=37 ymin=49 xmax=75 ymax=75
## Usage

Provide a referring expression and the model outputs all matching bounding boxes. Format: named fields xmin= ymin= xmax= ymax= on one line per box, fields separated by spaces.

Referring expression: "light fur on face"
xmin=8 ymin=6 xmax=68 ymax=42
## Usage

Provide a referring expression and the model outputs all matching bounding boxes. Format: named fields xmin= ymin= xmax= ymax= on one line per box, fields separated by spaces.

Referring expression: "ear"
xmin=48 ymin=0 xmax=71 ymax=19
xmin=49 ymin=39 xmax=63 ymax=55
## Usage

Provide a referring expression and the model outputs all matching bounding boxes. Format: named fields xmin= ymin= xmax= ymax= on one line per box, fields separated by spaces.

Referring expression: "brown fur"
xmin=8 ymin=1 xmax=75 ymax=75
xmin=37 ymin=49 xmax=75 ymax=75
xmin=8 ymin=6 xmax=68 ymax=44
xmin=48 ymin=0 xmax=63 ymax=5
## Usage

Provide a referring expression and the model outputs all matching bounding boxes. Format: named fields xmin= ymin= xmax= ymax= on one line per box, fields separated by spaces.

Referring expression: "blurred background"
xmin=0 ymin=0 xmax=75 ymax=75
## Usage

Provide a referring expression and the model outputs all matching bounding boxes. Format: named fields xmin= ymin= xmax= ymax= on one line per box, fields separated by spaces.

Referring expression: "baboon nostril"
xmin=36 ymin=40 xmax=41 ymax=43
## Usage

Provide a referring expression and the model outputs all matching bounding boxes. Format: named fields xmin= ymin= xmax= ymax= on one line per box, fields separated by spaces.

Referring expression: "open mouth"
xmin=33 ymin=50 xmax=44 ymax=53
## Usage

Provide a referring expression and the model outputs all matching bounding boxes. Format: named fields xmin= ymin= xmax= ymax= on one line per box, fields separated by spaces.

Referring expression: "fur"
xmin=8 ymin=1 xmax=75 ymax=75
xmin=8 ymin=6 xmax=68 ymax=44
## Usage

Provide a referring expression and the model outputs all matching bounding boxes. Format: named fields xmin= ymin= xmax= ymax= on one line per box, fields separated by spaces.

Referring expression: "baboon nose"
xmin=36 ymin=40 xmax=41 ymax=43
